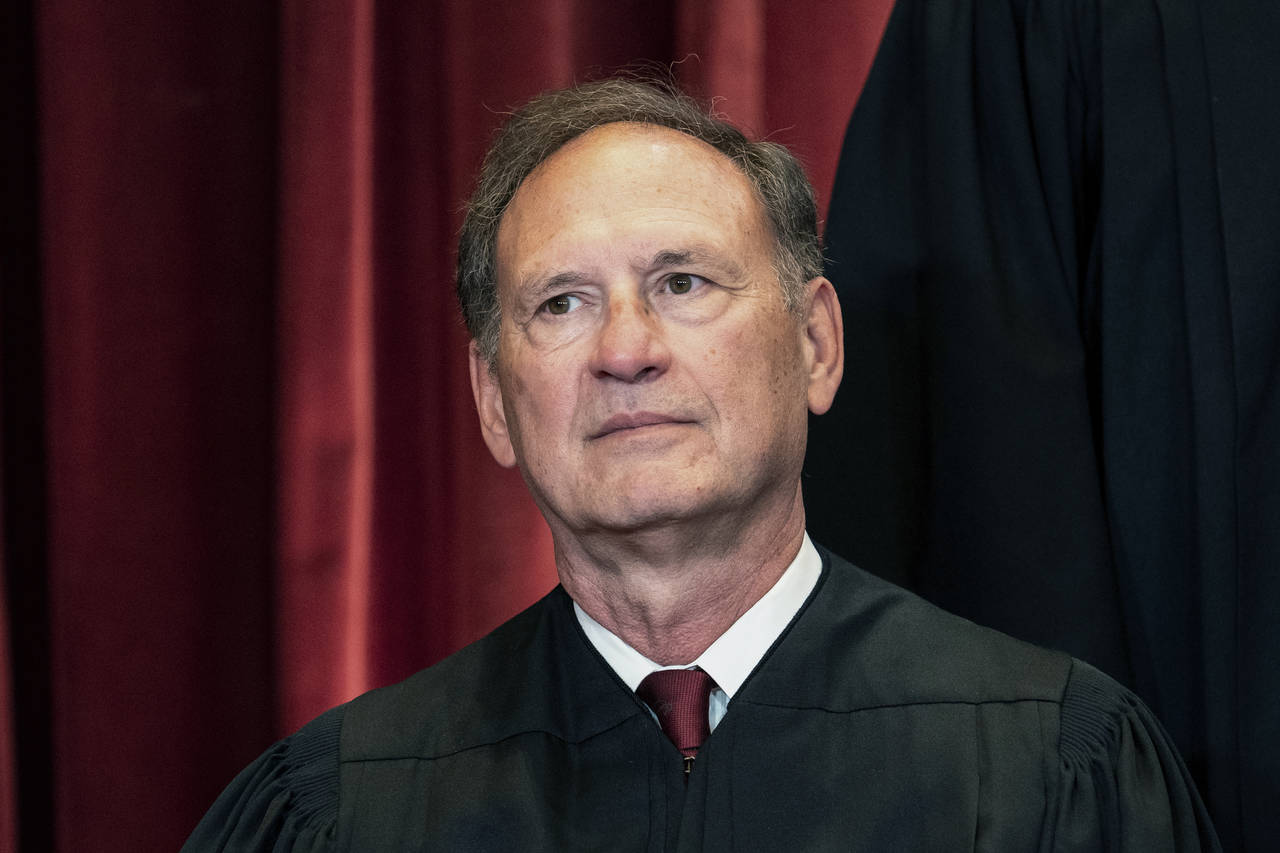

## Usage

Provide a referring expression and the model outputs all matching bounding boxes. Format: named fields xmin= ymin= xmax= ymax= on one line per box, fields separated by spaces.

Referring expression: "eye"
xmin=542 ymin=293 xmax=581 ymax=315
xmin=665 ymin=273 xmax=706 ymax=295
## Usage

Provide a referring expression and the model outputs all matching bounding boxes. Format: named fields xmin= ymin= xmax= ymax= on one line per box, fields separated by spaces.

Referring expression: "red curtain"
xmin=4 ymin=1 xmax=892 ymax=849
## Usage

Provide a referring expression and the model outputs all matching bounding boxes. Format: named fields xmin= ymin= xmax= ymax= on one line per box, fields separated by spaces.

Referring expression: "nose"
xmin=588 ymin=293 xmax=671 ymax=383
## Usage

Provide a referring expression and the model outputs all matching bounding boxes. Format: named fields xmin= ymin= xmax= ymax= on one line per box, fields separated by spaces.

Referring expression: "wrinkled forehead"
xmin=494 ymin=123 xmax=773 ymax=290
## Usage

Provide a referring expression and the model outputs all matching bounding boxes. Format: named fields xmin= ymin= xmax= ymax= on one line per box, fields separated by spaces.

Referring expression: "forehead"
xmin=495 ymin=123 xmax=771 ymax=289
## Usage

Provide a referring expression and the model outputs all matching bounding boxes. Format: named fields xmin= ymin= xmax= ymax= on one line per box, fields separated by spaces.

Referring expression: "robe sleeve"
xmin=181 ymin=705 xmax=344 ymax=852
xmin=1051 ymin=660 xmax=1220 ymax=851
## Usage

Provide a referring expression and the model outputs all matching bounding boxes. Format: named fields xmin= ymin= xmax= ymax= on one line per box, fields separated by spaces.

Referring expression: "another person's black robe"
xmin=184 ymin=550 xmax=1218 ymax=851
xmin=804 ymin=1 xmax=1280 ymax=849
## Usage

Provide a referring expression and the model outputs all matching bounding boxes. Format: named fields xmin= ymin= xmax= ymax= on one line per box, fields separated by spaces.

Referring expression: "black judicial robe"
xmin=804 ymin=1 xmax=1280 ymax=849
xmin=184 ymin=550 xmax=1218 ymax=851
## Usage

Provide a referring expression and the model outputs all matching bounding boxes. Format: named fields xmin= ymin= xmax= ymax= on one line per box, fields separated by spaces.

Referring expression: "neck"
xmin=554 ymin=487 xmax=807 ymax=664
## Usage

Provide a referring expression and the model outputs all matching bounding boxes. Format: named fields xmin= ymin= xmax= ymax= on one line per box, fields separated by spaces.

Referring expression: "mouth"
xmin=589 ymin=412 xmax=694 ymax=440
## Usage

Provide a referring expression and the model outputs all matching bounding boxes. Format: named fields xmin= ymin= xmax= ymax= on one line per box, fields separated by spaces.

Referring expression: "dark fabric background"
xmin=1 ymin=1 xmax=892 ymax=850
xmin=806 ymin=1 xmax=1280 ymax=850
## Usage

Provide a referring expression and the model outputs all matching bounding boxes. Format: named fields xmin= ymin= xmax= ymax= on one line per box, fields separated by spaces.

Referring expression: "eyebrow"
xmin=525 ymin=270 xmax=588 ymax=297
xmin=518 ymin=246 xmax=747 ymax=299
xmin=511 ymin=270 xmax=591 ymax=314
xmin=646 ymin=247 xmax=747 ymax=281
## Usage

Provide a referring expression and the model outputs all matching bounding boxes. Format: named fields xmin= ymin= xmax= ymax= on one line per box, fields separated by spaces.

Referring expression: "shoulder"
xmin=757 ymin=546 xmax=1074 ymax=709
xmin=184 ymin=588 xmax=581 ymax=851
xmin=1048 ymin=657 xmax=1221 ymax=848
xmin=1054 ymin=655 xmax=1179 ymax=774
xmin=341 ymin=585 xmax=635 ymax=761
xmin=805 ymin=549 xmax=1164 ymax=732
xmin=739 ymin=548 xmax=1220 ymax=847
xmin=786 ymin=550 xmax=1219 ymax=848
xmin=341 ymin=587 xmax=563 ymax=759
xmin=181 ymin=704 xmax=345 ymax=851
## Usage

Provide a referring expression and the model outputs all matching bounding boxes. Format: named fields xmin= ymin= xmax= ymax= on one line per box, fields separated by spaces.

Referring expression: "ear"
xmin=800 ymin=277 xmax=844 ymax=415
xmin=468 ymin=341 xmax=518 ymax=468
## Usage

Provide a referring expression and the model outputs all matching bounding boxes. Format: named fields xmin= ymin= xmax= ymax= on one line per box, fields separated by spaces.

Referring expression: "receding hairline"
xmin=523 ymin=117 xmax=740 ymax=159
xmin=501 ymin=119 xmax=762 ymax=214
xmin=493 ymin=120 xmax=784 ymax=301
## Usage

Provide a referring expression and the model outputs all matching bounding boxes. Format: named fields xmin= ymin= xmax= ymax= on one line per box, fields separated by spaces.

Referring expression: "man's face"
xmin=471 ymin=123 xmax=837 ymax=538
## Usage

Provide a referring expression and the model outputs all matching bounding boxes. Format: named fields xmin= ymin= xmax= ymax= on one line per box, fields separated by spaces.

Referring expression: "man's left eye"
xmin=665 ymin=273 xmax=705 ymax=295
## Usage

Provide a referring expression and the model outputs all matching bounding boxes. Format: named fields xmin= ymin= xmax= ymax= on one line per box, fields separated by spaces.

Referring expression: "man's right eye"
xmin=542 ymin=294 xmax=580 ymax=315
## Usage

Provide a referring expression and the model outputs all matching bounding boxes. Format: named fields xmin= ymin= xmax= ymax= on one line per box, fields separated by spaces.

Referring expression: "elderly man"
xmin=185 ymin=79 xmax=1218 ymax=851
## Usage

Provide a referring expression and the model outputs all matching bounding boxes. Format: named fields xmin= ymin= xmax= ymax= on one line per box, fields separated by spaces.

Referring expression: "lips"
xmin=590 ymin=412 xmax=692 ymax=439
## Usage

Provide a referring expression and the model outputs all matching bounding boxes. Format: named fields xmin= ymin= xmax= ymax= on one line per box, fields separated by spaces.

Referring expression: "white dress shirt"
xmin=574 ymin=533 xmax=822 ymax=730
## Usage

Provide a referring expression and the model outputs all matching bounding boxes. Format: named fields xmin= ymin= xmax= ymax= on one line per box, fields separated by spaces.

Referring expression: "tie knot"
xmin=636 ymin=668 xmax=717 ymax=757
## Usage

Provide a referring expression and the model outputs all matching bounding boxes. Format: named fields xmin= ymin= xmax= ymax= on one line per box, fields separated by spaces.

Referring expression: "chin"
xmin=591 ymin=502 xmax=692 ymax=533
xmin=585 ymin=487 xmax=729 ymax=534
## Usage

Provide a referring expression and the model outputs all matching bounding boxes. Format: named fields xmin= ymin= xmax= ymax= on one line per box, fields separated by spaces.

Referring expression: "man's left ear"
xmin=801 ymin=277 xmax=844 ymax=415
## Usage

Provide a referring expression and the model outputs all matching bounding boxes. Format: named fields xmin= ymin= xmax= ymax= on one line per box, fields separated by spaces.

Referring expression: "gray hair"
xmin=457 ymin=77 xmax=823 ymax=365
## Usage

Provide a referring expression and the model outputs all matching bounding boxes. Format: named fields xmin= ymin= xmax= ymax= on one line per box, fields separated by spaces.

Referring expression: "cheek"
xmin=502 ymin=366 xmax=578 ymax=450
xmin=505 ymin=369 xmax=528 ymax=398
xmin=751 ymin=327 xmax=810 ymax=429
xmin=730 ymin=310 xmax=800 ymax=381
xmin=766 ymin=315 xmax=807 ymax=381
xmin=700 ymin=328 xmax=786 ymax=419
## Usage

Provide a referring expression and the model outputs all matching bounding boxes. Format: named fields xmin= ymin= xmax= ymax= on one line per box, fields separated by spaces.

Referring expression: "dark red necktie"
xmin=636 ymin=668 xmax=716 ymax=773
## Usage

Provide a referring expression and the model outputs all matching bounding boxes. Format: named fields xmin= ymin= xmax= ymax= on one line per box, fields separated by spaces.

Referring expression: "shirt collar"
xmin=573 ymin=533 xmax=822 ymax=698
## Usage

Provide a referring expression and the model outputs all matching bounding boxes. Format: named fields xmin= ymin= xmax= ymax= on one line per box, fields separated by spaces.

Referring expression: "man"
xmin=185 ymin=78 xmax=1219 ymax=851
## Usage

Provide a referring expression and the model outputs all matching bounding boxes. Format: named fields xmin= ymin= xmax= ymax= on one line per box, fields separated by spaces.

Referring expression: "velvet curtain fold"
xmin=3 ymin=1 xmax=889 ymax=850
